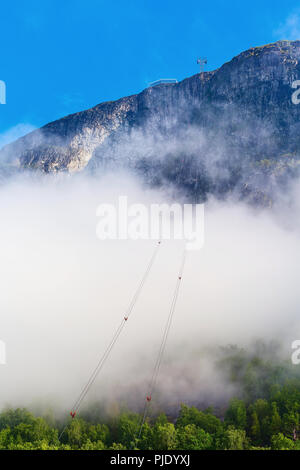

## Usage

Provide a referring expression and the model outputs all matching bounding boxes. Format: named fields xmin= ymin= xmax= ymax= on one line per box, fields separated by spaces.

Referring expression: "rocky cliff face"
xmin=2 ymin=40 xmax=300 ymax=202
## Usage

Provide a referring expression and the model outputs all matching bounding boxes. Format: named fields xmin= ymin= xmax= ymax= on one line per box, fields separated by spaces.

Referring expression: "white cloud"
xmin=0 ymin=123 xmax=36 ymax=150
xmin=0 ymin=171 xmax=299 ymax=412
xmin=274 ymin=11 xmax=300 ymax=40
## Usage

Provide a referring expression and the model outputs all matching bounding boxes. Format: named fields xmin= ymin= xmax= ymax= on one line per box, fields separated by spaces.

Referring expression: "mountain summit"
xmin=2 ymin=40 xmax=300 ymax=202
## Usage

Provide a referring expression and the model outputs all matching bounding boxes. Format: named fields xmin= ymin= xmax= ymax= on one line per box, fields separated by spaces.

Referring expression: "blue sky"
xmin=0 ymin=0 xmax=300 ymax=143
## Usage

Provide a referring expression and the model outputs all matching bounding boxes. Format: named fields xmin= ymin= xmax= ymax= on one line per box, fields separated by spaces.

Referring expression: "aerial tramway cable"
xmin=59 ymin=240 xmax=161 ymax=440
xmin=137 ymin=247 xmax=187 ymax=439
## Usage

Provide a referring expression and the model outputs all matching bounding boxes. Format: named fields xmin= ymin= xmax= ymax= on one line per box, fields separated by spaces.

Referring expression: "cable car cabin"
xmin=148 ymin=79 xmax=178 ymax=88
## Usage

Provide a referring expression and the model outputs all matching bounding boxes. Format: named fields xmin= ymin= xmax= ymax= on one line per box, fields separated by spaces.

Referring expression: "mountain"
xmin=2 ymin=40 xmax=300 ymax=203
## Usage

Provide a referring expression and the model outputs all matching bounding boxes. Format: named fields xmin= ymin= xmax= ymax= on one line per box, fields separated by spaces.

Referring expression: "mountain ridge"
xmin=2 ymin=40 xmax=300 ymax=202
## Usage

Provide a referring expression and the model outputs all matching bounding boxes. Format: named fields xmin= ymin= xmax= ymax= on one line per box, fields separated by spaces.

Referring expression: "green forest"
xmin=2 ymin=344 xmax=300 ymax=451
